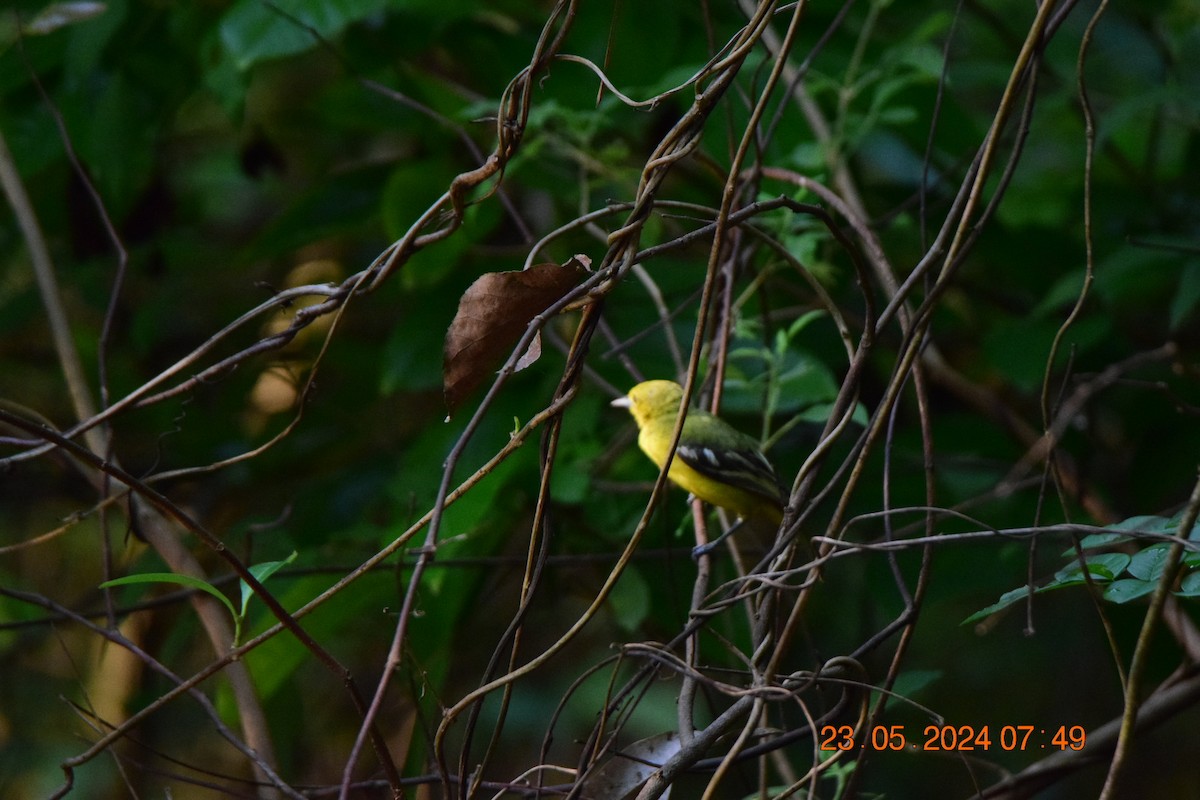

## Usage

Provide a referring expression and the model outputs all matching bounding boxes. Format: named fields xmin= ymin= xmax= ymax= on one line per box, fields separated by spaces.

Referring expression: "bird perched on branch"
xmin=612 ymin=380 xmax=787 ymax=552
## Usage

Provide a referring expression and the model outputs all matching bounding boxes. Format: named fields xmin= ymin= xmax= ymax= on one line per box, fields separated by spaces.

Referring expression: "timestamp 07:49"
xmin=819 ymin=724 xmax=1086 ymax=753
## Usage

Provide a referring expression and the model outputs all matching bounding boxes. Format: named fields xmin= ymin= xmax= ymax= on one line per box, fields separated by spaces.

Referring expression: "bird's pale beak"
xmin=611 ymin=396 xmax=631 ymax=409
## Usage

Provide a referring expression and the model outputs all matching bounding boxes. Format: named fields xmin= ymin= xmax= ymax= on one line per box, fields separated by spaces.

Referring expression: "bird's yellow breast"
xmin=637 ymin=427 xmax=781 ymax=523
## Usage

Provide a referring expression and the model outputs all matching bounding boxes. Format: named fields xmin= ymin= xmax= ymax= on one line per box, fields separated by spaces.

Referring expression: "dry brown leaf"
xmin=443 ymin=255 xmax=590 ymax=416
xmin=577 ymin=731 xmax=681 ymax=799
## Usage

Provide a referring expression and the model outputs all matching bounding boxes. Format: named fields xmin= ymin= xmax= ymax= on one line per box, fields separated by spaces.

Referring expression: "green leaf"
xmin=1112 ymin=514 xmax=1174 ymax=532
xmin=1177 ymin=571 xmax=1200 ymax=597
xmin=1070 ymin=533 xmax=1130 ymax=552
xmin=101 ymin=572 xmax=237 ymax=621
xmin=967 ymin=552 xmax=1137 ymax=624
xmin=1169 ymin=259 xmax=1200 ymax=329
xmin=1065 ymin=515 xmax=1177 ymax=556
xmin=380 ymin=299 xmax=451 ymax=394
xmin=1103 ymin=579 xmax=1158 ymax=604
xmin=549 ymin=393 xmax=605 ymax=505
xmin=1051 ymin=553 xmax=1129 ymax=585
xmin=219 ymin=0 xmax=389 ymax=72
xmin=1127 ymin=544 xmax=1173 ymax=581
xmin=798 ymin=400 xmax=870 ymax=427
xmin=1094 ymin=247 xmax=1177 ymax=315
xmin=723 ymin=345 xmax=839 ymax=417
xmin=239 ymin=574 xmax=381 ymax=703
xmin=1032 ymin=272 xmax=1087 ymax=319
xmin=963 ymin=586 xmax=1031 ymax=625
xmin=608 ymin=565 xmax=651 ymax=633
xmin=785 ymin=309 xmax=828 ymax=341
xmin=239 ymin=551 xmax=299 ymax=616
xmin=883 ymin=669 xmax=942 ymax=709
xmin=981 ymin=319 xmax=1067 ymax=393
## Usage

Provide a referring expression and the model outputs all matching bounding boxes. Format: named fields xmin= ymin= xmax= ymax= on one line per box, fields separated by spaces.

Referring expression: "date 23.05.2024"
xmin=819 ymin=724 xmax=1086 ymax=752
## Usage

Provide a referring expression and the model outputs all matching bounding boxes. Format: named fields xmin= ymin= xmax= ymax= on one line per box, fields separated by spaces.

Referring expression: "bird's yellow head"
xmin=611 ymin=380 xmax=685 ymax=427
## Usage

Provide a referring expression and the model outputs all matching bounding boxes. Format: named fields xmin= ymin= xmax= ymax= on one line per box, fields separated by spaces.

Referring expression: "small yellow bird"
xmin=611 ymin=380 xmax=787 ymax=531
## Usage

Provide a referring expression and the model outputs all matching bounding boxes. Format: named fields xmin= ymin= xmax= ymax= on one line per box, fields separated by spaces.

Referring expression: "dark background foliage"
xmin=2 ymin=1 xmax=1200 ymax=798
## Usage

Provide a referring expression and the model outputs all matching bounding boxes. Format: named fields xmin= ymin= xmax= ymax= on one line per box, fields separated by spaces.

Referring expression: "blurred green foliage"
xmin=2 ymin=0 xmax=1199 ymax=797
